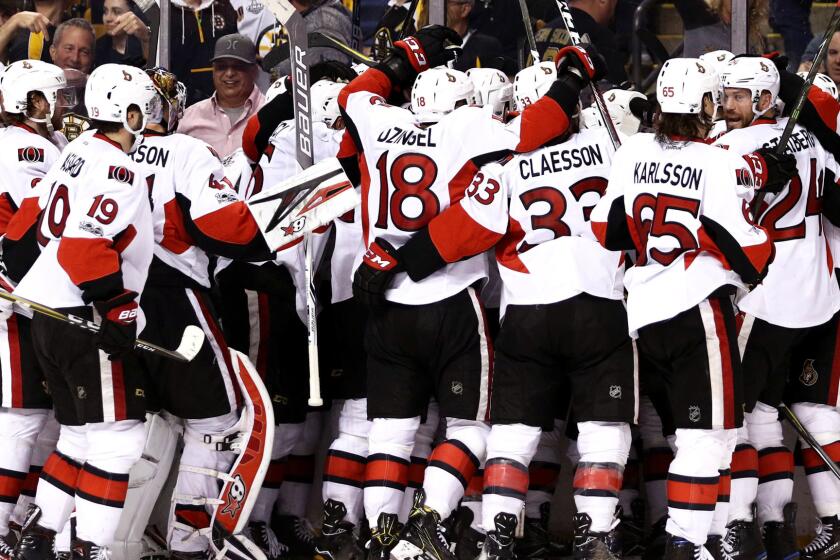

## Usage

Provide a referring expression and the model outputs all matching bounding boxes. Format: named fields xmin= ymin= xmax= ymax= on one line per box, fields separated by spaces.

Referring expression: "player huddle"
xmin=0 ymin=19 xmax=838 ymax=560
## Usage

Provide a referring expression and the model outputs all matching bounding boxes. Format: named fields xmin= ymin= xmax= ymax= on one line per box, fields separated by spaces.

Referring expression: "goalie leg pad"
xmin=110 ymin=413 xmax=179 ymax=560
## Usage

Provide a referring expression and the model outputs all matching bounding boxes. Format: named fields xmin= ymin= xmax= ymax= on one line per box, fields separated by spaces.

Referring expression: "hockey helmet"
xmin=513 ymin=61 xmax=556 ymax=110
xmin=719 ymin=57 xmax=780 ymax=120
xmin=798 ymin=71 xmax=839 ymax=100
xmin=146 ymin=66 xmax=187 ymax=132
xmin=466 ymin=67 xmax=513 ymax=119
xmin=0 ymin=59 xmax=76 ymax=123
xmin=603 ymin=88 xmax=647 ymax=136
xmin=410 ymin=66 xmax=474 ymax=123
xmin=698 ymin=50 xmax=734 ymax=106
xmin=656 ymin=58 xmax=719 ymax=115
xmin=311 ymin=79 xmax=345 ymax=129
xmin=86 ymin=64 xmax=160 ymax=135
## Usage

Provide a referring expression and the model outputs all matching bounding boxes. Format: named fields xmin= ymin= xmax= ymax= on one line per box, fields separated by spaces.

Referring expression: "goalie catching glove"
xmin=94 ymin=290 xmax=139 ymax=359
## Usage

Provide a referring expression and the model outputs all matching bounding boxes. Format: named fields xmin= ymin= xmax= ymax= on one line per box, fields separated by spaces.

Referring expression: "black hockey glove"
xmin=376 ymin=25 xmax=463 ymax=88
xmin=745 ymin=148 xmax=798 ymax=193
xmin=629 ymin=95 xmax=657 ymax=130
xmin=353 ymin=238 xmax=404 ymax=308
xmin=93 ymin=290 xmax=139 ymax=359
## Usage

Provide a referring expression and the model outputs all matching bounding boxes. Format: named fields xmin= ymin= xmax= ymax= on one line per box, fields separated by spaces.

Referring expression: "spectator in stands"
xmin=535 ymin=0 xmax=627 ymax=84
xmin=675 ymin=0 xmax=766 ymax=57
xmin=770 ymin=0 xmax=812 ymax=71
xmin=273 ymin=0 xmax=352 ymax=76
xmin=49 ymin=18 xmax=95 ymax=73
xmin=446 ymin=0 xmax=503 ymax=72
xmin=179 ymin=33 xmax=264 ymax=157
xmin=470 ymin=0 xmax=523 ymax=65
xmin=228 ymin=0 xmax=276 ymax=91
xmin=0 ymin=0 xmax=64 ymax=63
xmin=95 ymin=0 xmax=150 ymax=68
xmin=170 ymin=0 xmax=238 ymax=105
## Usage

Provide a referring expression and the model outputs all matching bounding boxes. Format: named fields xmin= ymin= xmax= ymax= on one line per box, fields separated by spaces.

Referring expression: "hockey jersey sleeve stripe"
xmin=176 ymin=195 xmax=270 ymax=260
xmin=514 ymin=97 xmax=570 ymax=154
xmin=591 ymin=196 xmax=636 ymax=251
xmin=428 ymin=204 xmax=503 ymax=264
xmin=338 ymin=69 xmax=393 ymax=113
xmin=697 ymin=216 xmax=773 ymax=285
xmin=242 ymin=89 xmax=295 ymax=163
xmin=5 ymin=197 xmax=40 ymax=242
xmin=0 ymin=193 xmax=17 ymax=236
xmin=57 ymin=237 xmax=124 ymax=303
xmin=798 ymin=86 xmax=840 ymax=160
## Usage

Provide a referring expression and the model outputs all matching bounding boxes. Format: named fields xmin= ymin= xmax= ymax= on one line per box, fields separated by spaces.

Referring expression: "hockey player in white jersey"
xmin=360 ymin=58 xmax=637 ymax=560
xmin=123 ymin=67 xmax=273 ymax=559
xmin=343 ymin=23 xmax=609 ymax=560
xmin=0 ymin=59 xmax=72 ymax=559
xmin=714 ymin=57 xmax=840 ymax=560
xmin=590 ymin=58 xmax=788 ymax=559
xmin=12 ymin=63 xmax=157 ymax=560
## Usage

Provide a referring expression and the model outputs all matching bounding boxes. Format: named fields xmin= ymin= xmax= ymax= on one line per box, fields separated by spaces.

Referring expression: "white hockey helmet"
xmin=719 ymin=57 xmax=780 ymax=120
xmin=798 ymin=71 xmax=839 ymax=100
xmin=580 ymin=106 xmax=603 ymax=129
xmin=0 ymin=59 xmax=75 ymax=122
xmin=466 ymin=67 xmax=513 ymax=119
xmin=698 ymin=50 xmax=734 ymax=106
xmin=311 ymin=79 xmax=345 ymax=128
xmin=85 ymin=63 xmax=160 ymax=135
xmin=656 ymin=58 xmax=719 ymax=115
xmin=410 ymin=67 xmax=474 ymax=123
xmin=603 ymin=88 xmax=646 ymax=136
xmin=513 ymin=61 xmax=556 ymax=110
xmin=265 ymin=76 xmax=288 ymax=104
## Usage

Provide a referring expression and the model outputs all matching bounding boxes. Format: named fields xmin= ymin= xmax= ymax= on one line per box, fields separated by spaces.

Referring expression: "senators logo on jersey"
xmin=17 ymin=147 xmax=44 ymax=163
xmin=108 ymin=165 xmax=135 ymax=184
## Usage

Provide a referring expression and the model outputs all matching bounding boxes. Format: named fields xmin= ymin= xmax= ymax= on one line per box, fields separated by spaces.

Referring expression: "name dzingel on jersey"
xmin=633 ymin=161 xmax=703 ymax=190
xmin=519 ymin=144 xmax=605 ymax=179
xmin=376 ymin=126 xmax=438 ymax=147
xmin=133 ymin=143 xmax=171 ymax=167
xmin=60 ymin=153 xmax=85 ymax=177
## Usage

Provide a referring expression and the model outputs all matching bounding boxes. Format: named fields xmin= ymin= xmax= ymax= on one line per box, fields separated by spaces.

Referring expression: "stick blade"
xmin=176 ymin=325 xmax=206 ymax=362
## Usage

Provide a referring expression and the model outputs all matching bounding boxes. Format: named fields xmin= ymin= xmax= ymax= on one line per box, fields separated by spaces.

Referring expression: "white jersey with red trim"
xmin=15 ymin=133 xmax=153 ymax=322
xmin=342 ymin=89 xmax=525 ymax=305
xmin=454 ymin=128 xmax=624 ymax=313
xmin=591 ymin=133 xmax=772 ymax=335
xmin=131 ymin=132 xmax=257 ymax=288
xmin=714 ymin=118 xmax=840 ymax=328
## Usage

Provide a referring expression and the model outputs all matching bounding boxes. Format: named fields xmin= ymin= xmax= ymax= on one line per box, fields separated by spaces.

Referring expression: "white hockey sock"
xmin=666 ymin=428 xmax=726 ymax=545
xmin=573 ymin=422 xmax=631 ymax=533
xmin=728 ymin=425 xmax=757 ymax=523
xmin=423 ymin=419 xmax=488 ymax=520
xmin=400 ymin=404 xmax=438 ymax=522
xmin=524 ymin=420 xmax=564 ymax=519
xmin=708 ymin=430 xmax=736 ymax=537
xmin=793 ymin=402 xmax=840 ymax=518
xmin=35 ymin=425 xmax=87 ymax=533
xmin=365 ymin=417 xmax=420 ymax=528
xmin=323 ymin=399 xmax=369 ymax=526
xmin=75 ymin=420 xmax=145 ymax=546
xmin=0 ymin=409 xmax=47 ymax=534
xmin=481 ymin=423 xmax=540 ymax=531
xmin=749 ymin=403 xmax=793 ymax=524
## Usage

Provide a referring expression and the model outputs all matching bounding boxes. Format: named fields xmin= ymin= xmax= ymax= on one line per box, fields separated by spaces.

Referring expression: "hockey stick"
xmin=0 ymin=290 xmax=205 ymax=362
xmin=751 ymin=0 xmax=840 ymax=218
xmin=261 ymin=0 xmax=324 ymax=407
xmin=350 ymin=0 xmax=362 ymax=51
xmin=309 ymin=32 xmax=373 ymax=64
xmin=516 ymin=0 xmax=539 ymax=65
xmin=779 ymin=403 xmax=840 ymax=481
xmin=397 ymin=0 xmax=420 ymax=41
xmin=553 ymin=0 xmax=622 ymax=150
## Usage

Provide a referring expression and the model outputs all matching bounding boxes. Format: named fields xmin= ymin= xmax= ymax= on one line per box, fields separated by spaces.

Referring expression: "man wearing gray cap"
xmin=179 ymin=32 xmax=265 ymax=157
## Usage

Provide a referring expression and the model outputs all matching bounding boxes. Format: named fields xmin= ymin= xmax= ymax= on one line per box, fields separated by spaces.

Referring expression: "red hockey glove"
xmin=743 ymin=148 xmax=798 ymax=193
xmin=553 ymin=44 xmax=607 ymax=84
xmin=353 ymin=238 xmax=404 ymax=308
xmin=393 ymin=25 xmax=463 ymax=73
xmin=93 ymin=290 xmax=139 ymax=359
